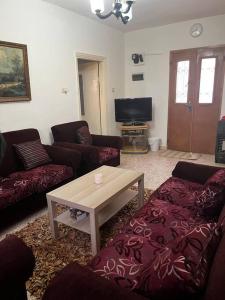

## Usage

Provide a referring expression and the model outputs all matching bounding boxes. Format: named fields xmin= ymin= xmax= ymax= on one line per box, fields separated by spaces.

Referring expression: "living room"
xmin=1 ymin=0 xmax=225 ymax=299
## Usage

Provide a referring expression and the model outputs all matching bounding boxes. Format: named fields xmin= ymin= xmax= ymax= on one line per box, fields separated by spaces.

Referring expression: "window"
xmin=199 ymin=58 xmax=216 ymax=104
xmin=176 ymin=60 xmax=190 ymax=103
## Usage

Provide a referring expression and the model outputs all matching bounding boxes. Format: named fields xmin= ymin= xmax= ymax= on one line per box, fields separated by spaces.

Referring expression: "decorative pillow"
xmin=155 ymin=177 xmax=203 ymax=209
xmin=76 ymin=126 xmax=92 ymax=145
xmin=195 ymin=183 xmax=225 ymax=219
xmin=13 ymin=140 xmax=51 ymax=170
xmin=122 ymin=198 xmax=204 ymax=246
xmin=137 ymin=223 xmax=220 ymax=299
xmin=206 ymin=169 xmax=225 ymax=186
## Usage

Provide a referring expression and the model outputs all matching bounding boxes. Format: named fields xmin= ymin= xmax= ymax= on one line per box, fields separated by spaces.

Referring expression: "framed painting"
xmin=0 ymin=41 xmax=31 ymax=103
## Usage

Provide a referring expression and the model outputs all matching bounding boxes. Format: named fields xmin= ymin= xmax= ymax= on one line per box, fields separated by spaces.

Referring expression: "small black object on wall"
xmin=132 ymin=73 xmax=144 ymax=81
xmin=132 ymin=53 xmax=144 ymax=65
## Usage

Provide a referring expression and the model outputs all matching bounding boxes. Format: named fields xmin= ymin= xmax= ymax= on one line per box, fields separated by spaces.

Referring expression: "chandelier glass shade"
xmin=90 ymin=0 xmax=134 ymax=24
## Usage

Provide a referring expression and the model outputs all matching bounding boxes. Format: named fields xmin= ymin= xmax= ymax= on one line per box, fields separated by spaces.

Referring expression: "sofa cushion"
xmin=89 ymin=233 xmax=164 ymax=291
xmin=123 ymin=198 xmax=204 ymax=246
xmin=136 ymin=223 xmax=220 ymax=300
xmin=76 ymin=126 xmax=92 ymax=145
xmin=155 ymin=177 xmax=203 ymax=209
xmin=13 ymin=139 xmax=51 ymax=170
xmin=206 ymin=169 xmax=225 ymax=186
xmin=10 ymin=164 xmax=73 ymax=193
xmin=195 ymin=183 xmax=225 ymax=220
xmin=99 ymin=147 xmax=119 ymax=164
xmin=0 ymin=178 xmax=34 ymax=210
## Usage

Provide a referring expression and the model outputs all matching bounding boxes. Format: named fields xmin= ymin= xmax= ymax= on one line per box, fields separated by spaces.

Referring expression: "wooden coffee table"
xmin=47 ymin=166 xmax=144 ymax=255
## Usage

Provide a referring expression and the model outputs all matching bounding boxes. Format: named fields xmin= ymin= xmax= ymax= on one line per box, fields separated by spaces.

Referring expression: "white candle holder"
xmin=95 ymin=173 xmax=103 ymax=184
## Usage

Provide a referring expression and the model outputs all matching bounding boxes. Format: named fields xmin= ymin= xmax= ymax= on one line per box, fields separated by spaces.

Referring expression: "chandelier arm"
xmin=95 ymin=10 xmax=114 ymax=19
xmin=122 ymin=1 xmax=133 ymax=14
xmin=120 ymin=13 xmax=129 ymax=24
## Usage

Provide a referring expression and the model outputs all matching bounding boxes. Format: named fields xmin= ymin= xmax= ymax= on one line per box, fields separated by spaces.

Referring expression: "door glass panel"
xmin=199 ymin=58 xmax=216 ymax=104
xmin=176 ymin=60 xmax=190 ymax=103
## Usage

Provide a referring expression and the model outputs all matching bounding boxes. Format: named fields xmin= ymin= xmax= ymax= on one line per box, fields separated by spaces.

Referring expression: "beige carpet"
xmin=11 ymin=189 xmax=152 ymax=300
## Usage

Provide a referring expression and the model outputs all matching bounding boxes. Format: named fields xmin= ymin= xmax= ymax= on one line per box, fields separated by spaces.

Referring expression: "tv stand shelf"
xmin=120 ymin=124 xmax=149 ymax=154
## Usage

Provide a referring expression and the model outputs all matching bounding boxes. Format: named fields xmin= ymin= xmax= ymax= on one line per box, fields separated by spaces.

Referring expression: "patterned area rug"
xmin=12 ymin=188 xmax=152 ymax=300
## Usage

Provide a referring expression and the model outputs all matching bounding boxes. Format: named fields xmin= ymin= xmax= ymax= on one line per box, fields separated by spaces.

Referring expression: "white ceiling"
xmin=44 ymin=0 xmax=225 ymax=32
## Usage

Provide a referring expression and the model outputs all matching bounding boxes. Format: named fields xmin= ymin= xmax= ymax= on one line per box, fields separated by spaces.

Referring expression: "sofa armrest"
xmin=43 ymin=262 xmax=147 ymax=300
xmin=53 ymin=142 xmax=99 ymax=163
xmin=44 ymin=145 xmax=81 ymax=174
xmin=172 ymin=161 xmax=223 ymax=185
xmin=92 ymin=134 xmax=123 ymax=149
xmin=0 ymin=235 xmax=35 ymax=287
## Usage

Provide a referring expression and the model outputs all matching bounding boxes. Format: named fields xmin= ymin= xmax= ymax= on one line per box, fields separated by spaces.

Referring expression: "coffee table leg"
xmin=47 ymin=198 xmax=59 ymax=239
xmin=90 ymin=212 xmax=100 ymax=256
xmin=137 ymin=175 xmax=144 ymax=208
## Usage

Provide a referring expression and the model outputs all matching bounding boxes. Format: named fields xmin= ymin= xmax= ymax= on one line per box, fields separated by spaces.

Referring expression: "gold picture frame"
xmin=0 ymin=41 xmax=31 ymax=103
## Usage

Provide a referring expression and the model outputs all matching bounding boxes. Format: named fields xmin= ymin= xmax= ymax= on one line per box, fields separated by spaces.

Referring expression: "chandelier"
xmin=90 ymin=0 xmax=135 ymax=24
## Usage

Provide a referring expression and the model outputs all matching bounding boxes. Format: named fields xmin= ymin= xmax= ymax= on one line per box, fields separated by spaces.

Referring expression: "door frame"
xmin=75 ymin=52 xmax=108 ymax=135
xmin=167 ymin=45 xmax=225 ymax=152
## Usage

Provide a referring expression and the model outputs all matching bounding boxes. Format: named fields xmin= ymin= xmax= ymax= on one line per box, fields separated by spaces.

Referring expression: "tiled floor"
xmin=120 ymin=151 xmax=219 ymax=190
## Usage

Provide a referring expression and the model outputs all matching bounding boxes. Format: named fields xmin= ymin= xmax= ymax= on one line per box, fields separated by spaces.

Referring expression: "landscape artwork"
xmin=0 ymin=41 xmax=31 ymax=102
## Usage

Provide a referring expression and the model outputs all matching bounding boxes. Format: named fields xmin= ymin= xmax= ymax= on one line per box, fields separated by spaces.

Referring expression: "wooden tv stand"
xmin=120 ymin=123 xmax=149 ymax=154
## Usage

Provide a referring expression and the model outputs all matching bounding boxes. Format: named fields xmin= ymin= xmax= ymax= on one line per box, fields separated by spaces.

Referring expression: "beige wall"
xmin=125 ymin=14 xmax=225 ymax=146
xmin=0 ymin=0 xmax=124 ymax=143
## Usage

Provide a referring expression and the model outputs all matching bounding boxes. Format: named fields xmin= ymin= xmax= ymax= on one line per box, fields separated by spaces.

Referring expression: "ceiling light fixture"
xmin=90 ymin=0 xmax=135 ymax=24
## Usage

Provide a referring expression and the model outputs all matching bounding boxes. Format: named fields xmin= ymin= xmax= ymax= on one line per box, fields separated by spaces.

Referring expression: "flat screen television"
xmin=115 ymin=97 xmax=152 ymax=123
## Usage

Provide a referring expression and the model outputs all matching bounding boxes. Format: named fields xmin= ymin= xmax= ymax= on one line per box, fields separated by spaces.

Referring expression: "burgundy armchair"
xmin=51 ymin=121 xmax=122 ymax=175
xmin=0 ymin=235 xmax=35 ymax=300
xmin=0 ymin=128 xmax=81 ymax=230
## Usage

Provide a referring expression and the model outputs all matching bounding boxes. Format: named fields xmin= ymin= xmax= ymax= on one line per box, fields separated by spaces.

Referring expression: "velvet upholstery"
xmin=172 ymin=161 xmax=222 ymax=185
xmin=76 ymin=126 xmax=92 ymax=145
xmin=0 ymin=129 xmax=40 ymax=177
xmin=43 ymin=162 xmax=225 ymax=300
xmin=51 ymin=121 xmax=122 ymax=175
xmin=0 ymin=129 xmax=81 ymax=230
xmin=0 ymin=235 xmax=35 ymax=300
xmin=13 ymin=139 xmax=52 ymax=170
xmin=10 ymin=164 xmax=73 ymax=194
xmin=52 ymin=121 xmax=88 ymax=143
xmin=43 ymin=262 xmax=146 ymax=300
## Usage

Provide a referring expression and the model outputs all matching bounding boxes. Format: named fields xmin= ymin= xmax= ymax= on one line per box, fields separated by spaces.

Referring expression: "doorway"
xmin=167 ymin=46 xmax=225 ymax=154
xmin=78 ymin=59 xmax=102 ymax=134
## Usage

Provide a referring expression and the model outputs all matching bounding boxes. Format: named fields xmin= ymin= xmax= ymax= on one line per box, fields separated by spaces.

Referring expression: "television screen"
xmin=115 ymin=98 xmax=152 ymax=123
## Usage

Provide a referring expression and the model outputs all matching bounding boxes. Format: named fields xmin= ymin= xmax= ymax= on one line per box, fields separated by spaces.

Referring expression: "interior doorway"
xmin=76 ymin=53 xmax=107 ymax=135
xmin=167 ymin=46 xmax=225 ymax=154
xmin=78 ymin=59 xmax=102 ymax=134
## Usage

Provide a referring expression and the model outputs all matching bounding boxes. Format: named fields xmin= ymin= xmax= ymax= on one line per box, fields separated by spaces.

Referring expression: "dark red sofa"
xmin=43 ymin=162 xmax=225 ymax=300
xmin=51 ymin=121 xmax=122 ymax=175
xmin=0 ymin=128 xmax=81 ymax=230
xmin=0 ymin=235 xmax=35 ymax=300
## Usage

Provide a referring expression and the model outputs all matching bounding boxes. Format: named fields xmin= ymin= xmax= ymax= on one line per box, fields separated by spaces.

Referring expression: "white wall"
xmin=125 ymin=14 xmax=225 ymax=146
xmin=0 ymin=0 xmax=124 ymax=143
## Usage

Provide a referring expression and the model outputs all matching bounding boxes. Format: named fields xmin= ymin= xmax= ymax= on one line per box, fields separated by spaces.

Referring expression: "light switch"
xmin=62 ymin=88 xmax=69 ymax=94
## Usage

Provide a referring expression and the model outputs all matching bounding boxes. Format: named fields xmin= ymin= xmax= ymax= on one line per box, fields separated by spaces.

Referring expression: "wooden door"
xmin=78 ymin=61 xmax=101 ymax=135
xmin=167 ymin=49 xmax=197 ymax=151
xmin=168 ymin=46 xmax=225 ymax=154
xmin=192 ymin=47 xmax=225 ymax=153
